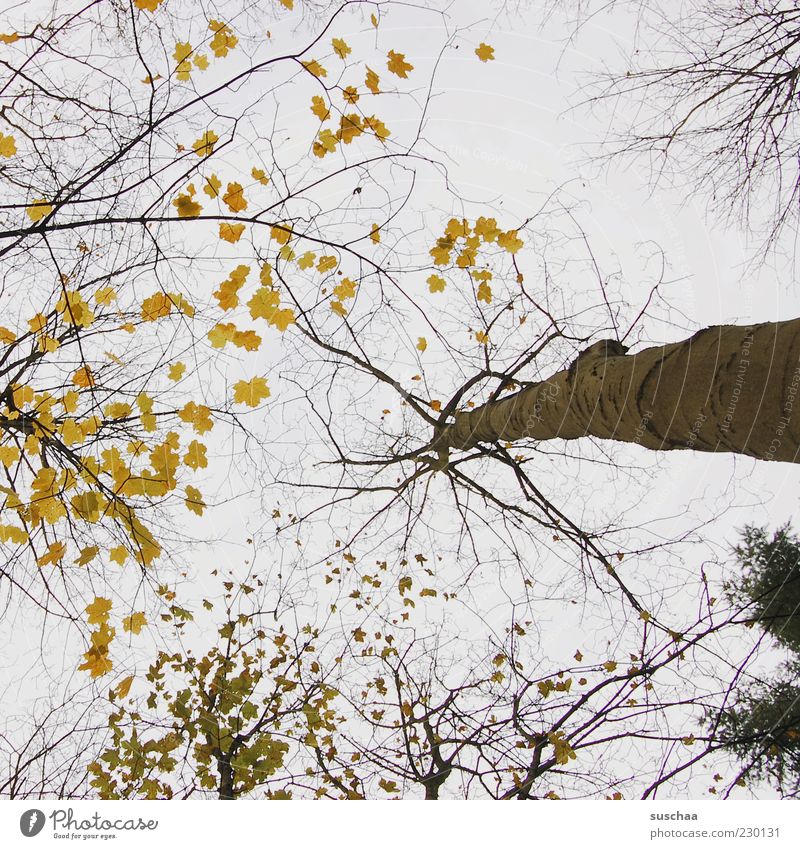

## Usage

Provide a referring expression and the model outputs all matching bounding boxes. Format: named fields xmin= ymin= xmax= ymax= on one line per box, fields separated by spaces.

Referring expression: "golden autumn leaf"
xmin=122 ymin=612 xmax=147 ymax=634
xmin=26 ymin=199 xmax=53 ymax=222
xmin=475 ymin=43 xmax=495 ymax=62
xmin=192 ymin=130 xmax=219 ymax=157
xmin=427 ymin=274 xmax=446 ymax=293
xmin=72 ymin=365 xmax=94 ymax=388
xmin=184 ymin=485 xmax=206 ymax=516
xmin=0 ymin=132 xmax=16 ymax=157
xmin=302 ymin=59 xmax=327 ymax=78
xmin=310 ymin=95 xmax=330 ymax=121
xmin=278 ymin=0 xmax=294 ymax=9
xmin=134 ymin=0 xmax=164 ymax=11
xmin=109 ymin=546 xmax=128 ymax=566
xmin=203 ymin=174 xmax=222 ymax=198
xmin=222 ymin=182 xmax=247 ymax=213
xmin=219 ymin=222 xmax=245 ymax=243
xmin=86 ymin=596 xmax=112 ymax=625
xmin=173 ymin=191 xmax=202 ymax=218
xmin=168 ymin=362 xmax=186 ymax=381
xmin=251 ymin=167 xmax=269 ymax=185
xmin=332 ymin=38 xmax=351 ymax=59
xmin=37 ymin=542 xmax=66 ymax=567
xmin=0 ymin=33 xmax=20 ymax=43
xmin=343 ymin=85 xmax=359 ymax=104
xmin=112 ymin=675 xmax=134 ymax=700
xmin=233 ymin=377 xmax=271 ymax=407
xmin=365 ymin=67 xmax=380 ymax=94
xmin=75 ymin=546 xmax=100 ymax=566
xmin=387 ymin=50 xmax=413 ymax=78
xmin=183 ymin=440 xmax=208 ymax=470
xmin=0 ymin=326 xmax=16 ymax=343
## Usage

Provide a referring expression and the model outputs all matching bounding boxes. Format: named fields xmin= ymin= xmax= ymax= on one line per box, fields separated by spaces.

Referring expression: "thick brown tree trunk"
xmin=435 ymin=319 xmax=800 ymax=463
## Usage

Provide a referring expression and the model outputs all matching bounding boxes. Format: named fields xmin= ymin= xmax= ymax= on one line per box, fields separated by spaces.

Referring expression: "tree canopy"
xmin=1 ymin=0 xmax=798 ymax=800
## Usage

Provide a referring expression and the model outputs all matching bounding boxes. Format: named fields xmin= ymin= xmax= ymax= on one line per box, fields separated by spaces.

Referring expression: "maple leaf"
xmin=475 ymin=43 xmax=495 ymax=62
xmin=387 ymin=50 xmax=413 ymax=78
xmin=222 ymin=182 xmax=247 ymax=212
xmin=497 ymin=229 xmax=524 ymax=253
xmin=302 ymin=59 xmax=327 ymax=78
xmin=251 ymin=167 xmax=269 ymax=185
xmin=0 ymin=132 xmax=16 ymax=157
xmin=332 ymin=38 xmax=351 ymax=59
xmin=183 ymin=440 xmax=208 ymax=470
xmin=27 ymin=199 xmax=53 ymax=222
xmin=173 ymin=191 xmax=202 ymax=218
xmin=168 ymin=362 xmax=186 ymax=381
xmin=134 ymin=0 xmax=164 ymax=11
xmin=72 ymin=366 xmax=94 ymax=387
xmin=219 ymin=223 xmax=245 ymax=243
xmin=0 ymin=33 xmax=20 ymax=43
xmin=192 ymin=130 xmax=219 ymax=157
xmin=184 ymin=485 xmax=206 ymax=516
xmin=365 ymin=67 xmax=380 ymax=94
xmin=427 ymin=274 xmax=446 ymax=293
xmin=86 ymin=596 xmax=112 ymax=625
xmin=109 ymin=546 xmax=128 ymax=566
xmin=203 ymin=174 xmax=222 ymax=198
xmin=123 ymin=612 xmax=147 ymax=634
xmin=278 ymin=0 xmax=294 ymax=8
xmin=310 ymin=95 xmax=330 ymax=121
xmin=233 ymin=377 xmax=271 ymax=407
xmin=112 ymin=675 xmax=134 ymax=701
xmin=313 ymin=128 xmax=338 ymax=157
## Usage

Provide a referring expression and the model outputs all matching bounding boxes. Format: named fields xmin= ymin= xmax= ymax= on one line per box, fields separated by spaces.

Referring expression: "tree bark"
xmin=435 ymin=319 xmax=800 ymax=463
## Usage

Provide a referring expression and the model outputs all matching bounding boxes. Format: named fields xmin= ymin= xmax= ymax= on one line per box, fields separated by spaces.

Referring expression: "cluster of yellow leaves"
xmin=209 ymin=20 xmax=238 ymax=57
xmin=247 ymin=264 xmax=296 ymax=331
xmin=141 ymin=291 xmax=195 ymax=321
xmin=312 ymin=113 xmax=390 ymax=158
xmin=173 ymin=42 xmax=208 ymax=81
xmin=173 ymin=184 xmax=202 ymax=218
xmin=213 ymin=264 xmax=250 ymax=311
xmin=207 ymin=321 xmax=261 ymax=351
xmin=330 ymin=275 xmax=357 ymax=317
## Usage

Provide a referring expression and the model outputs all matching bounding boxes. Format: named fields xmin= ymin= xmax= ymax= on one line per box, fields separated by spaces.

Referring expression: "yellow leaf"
xmin=317 ymin=255 xmax=338 ymax=273
xmin=251 ymin=167 xmax=270 ymax=185
xmin=475 ymin=330 xmax=489 ymax=345
xmin=219 ymin=222 xmax=245 ymax=243
xmin=72 ymin=366 xmax=94 ymax=388
xmin=302 ymin=59 xmax=327 ymax=78
xmin=112 ymin=675 xmax=134 ymax=700
xmin=369 ymin=225 xmax=381 ymax=243
xmin=86 ymin=596 xmax=112 ymax=625
xmin=233 ymin=377 xmax=271 ymax=407
xmin=365 ymin=67 xmax=380 ymax=94
xmin=183 ymin=440 xmax=208 ymax=470
xmin=104 ymin=402 xmax=132 ymax=420
xmin=477 ymin=281 xmax=492 ymax=304
xmin=333 ymin=277 xmax=356 ymax=300
xmin=173 ymin=191 xmax=202 ymax=218
xmin=122 ymin=612 xmax=147 ymax=634
xmin=222 ymin=182 xmax=247 ymax=213
xmin=0 ymin=132 xmax=16 ymax=158
xmin=371 ymin=13 xmax=378 ymax=27
xmin=475 ymin=43 xmax=495 ymax=62
xmin=278 ymin=0 xmax=294 ymax=8
xmin=94 ymin=286 xmax=115 ymax=305
xmin=0 ymin=326 xmax=16 ymax=343
xmin=310 ymin=95 xmax=330 ymax=121
xmin=0 ymin=524 xmax=28 ymax=544
xmin=343 ymin=85 xmax=359 ymax=104
xmin=332 ymin=38 xmax=351 ymax=59
xmin=602 ymin=660 xmax=618 ymax=673
xmin=173 ymin=42 xmax=193 ymax=80
xmin=497 ymin=229 xmax=524 ymax=254
xmin=427 ymin=274 xmax=446 ymax=293
xmin=185 ymin=485 xmax=206 ymax=516
xmin=75 ymin=546 xmax=100 ymax=566
xmin=203 ymin=174 xmax=222 ymax=198
xmin=37 ymin=541 xmax=66 ymax=567
xmin=387 ymin=50 xmax=413 ymax=78
xmin=313 ymin=128 xmax=338 ymax=157
xmin=26 ymin=199 xmax=53 ymax=223
xmin=0 ymin=445 xmax=20 ymax=467
xmin=109 ymin=546 xmax=128 ymax=566
xmin=168 ymin=362 xmax=186 ymax=381
xmin=270 ymin=224 xmax=292 ymax=244
xmin=134 ymin=0 xmax=164 ymax=11
xmin=192 ymin=130 xmax=219 ymax=157
xmin=297 ymin=251 xmax=316 ymax=269
xmin=79 ymin=648 xmax=113 ymax=678
xmin=330 ymin=300 xmax=347 ymax=317
xmin=0 ymin=33 xmax=20 ymax=44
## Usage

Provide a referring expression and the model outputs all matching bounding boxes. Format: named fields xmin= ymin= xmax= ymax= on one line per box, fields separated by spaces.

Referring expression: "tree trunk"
xmin=435 ymin=319 xmax=800 ymax=463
